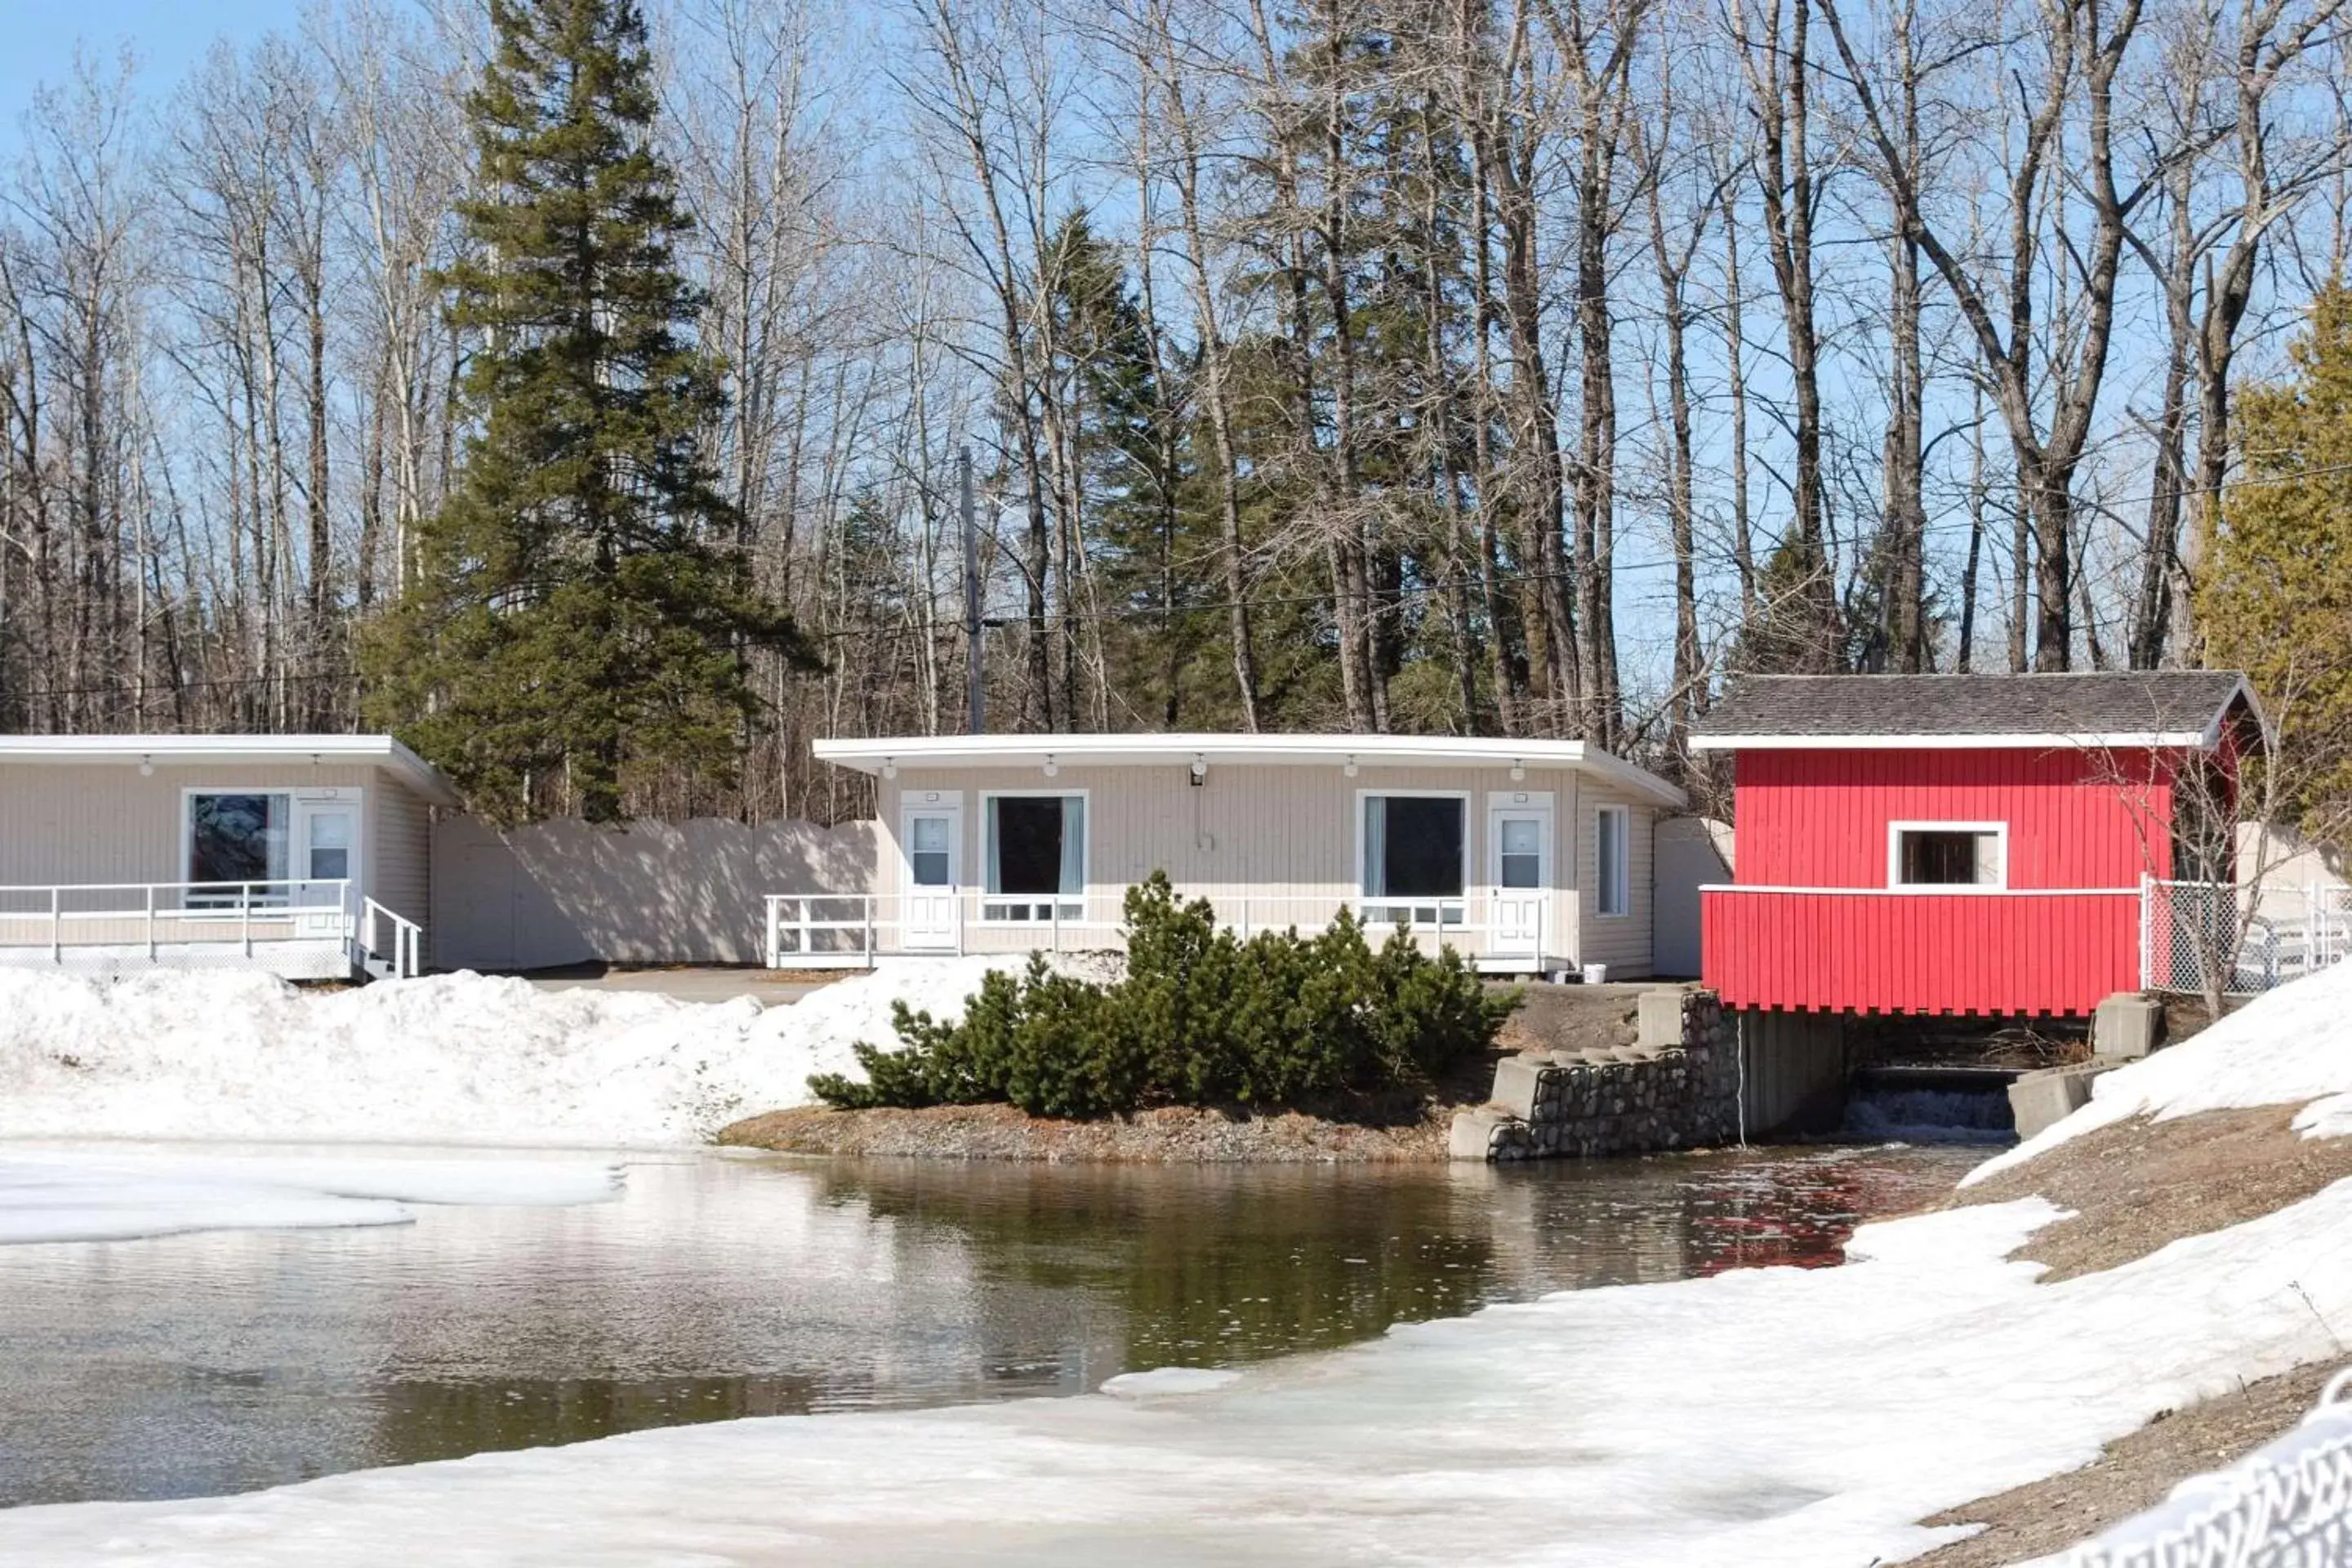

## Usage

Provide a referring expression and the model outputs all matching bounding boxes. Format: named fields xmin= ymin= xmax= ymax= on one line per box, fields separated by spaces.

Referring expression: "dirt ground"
xmin=1905 ymin=1360 xmax=2341 ymax=1566
xmin=1952 ymin=1103 xmax=2352 ymax=1281
xmin=1894 ymin=1102 xmax=2352 ymax=1561
xmin=718 ymin=1096 xmax=1460 ymax=1162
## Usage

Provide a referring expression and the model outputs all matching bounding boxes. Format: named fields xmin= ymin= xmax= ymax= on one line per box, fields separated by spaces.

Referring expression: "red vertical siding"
xmin=1732 ymin=748 xmax=2171 ymax=889
xmin=1708 ymin=745 xmax=2193 ymax=1016
xmin=1701 ymin=888 xmax=2139 ymax=1015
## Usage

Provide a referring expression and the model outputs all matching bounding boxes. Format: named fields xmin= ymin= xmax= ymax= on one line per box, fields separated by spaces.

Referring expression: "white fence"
xmin=0 ymin=880 xmax=422 ymax=979
xmin=763 ymin=889 xmax=1558 ymax=971
xmin=2056 ymin=1365 xmax=2352 ymax=1566
xmin=2141 ymin=879 xmax=2352 ymax=996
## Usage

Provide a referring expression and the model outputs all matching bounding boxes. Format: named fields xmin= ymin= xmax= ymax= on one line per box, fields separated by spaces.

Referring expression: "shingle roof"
xmin=1689 ymin=671 xmax=2253 ymax=750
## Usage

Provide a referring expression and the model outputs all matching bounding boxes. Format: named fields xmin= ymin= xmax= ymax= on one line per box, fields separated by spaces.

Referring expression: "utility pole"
xmin=962 ymin=445 xmax=985 ymax=734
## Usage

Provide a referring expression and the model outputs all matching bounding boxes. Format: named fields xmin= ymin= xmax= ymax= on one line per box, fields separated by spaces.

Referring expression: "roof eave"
xmin=1687 ymin=730 xmax=2215 ymax=753
xmin=813 ymin=733 xmax=1687 ymax=810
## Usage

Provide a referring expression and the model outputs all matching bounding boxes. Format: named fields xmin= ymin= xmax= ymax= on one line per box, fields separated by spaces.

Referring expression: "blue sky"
xmin=0 ymin=0 xmax=306 ymax=132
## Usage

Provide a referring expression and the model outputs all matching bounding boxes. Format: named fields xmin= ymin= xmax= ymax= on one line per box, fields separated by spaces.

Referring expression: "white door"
xmin=1488 ymin=800 xmax=1552 ymax=962
xmin=902 ymin=803 xmax=962 ymax=951
xmin=293 ymin=794 xmax=360 ymax=929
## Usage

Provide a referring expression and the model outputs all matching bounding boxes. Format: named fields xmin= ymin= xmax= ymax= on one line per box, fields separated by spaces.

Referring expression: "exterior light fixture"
xmin=1510 ymin=760 xmax=1526 ymax=782
xmin=139 ymin=755 xmax=154 ymax=777
xmin=881 ymin=758 xmax=897 ymax=780
xmin=1044 ymin=754 xmax=1059 ymax=777
xmin=1189 ymin=754 xmax=1208 ymax=784
xmin=1343 ymin=755 xmax=1359 ymax=778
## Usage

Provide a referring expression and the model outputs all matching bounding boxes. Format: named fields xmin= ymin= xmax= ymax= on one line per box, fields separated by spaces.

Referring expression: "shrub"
xmin=808 ymin=874 xmax=1520 ymax=1118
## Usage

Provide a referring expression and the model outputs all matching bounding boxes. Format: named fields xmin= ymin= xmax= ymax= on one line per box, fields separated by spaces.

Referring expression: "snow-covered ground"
xmin=0 ymin=1147 xmax=621 ymax=1245
xmin=2 ymin=964 xmax=2350 ymax=1563
xmin=1969 ymin=958 xmax=2352 ymax=1183
xmin=0 ymin=959 xmax=1020 ymax=1147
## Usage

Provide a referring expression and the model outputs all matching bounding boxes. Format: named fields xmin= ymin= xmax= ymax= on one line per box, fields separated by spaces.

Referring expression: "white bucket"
xmin=1581 ymin=963 xmax=1610 ymax=986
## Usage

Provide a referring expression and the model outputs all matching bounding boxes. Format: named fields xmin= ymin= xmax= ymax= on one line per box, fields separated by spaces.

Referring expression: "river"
xmin=0 ymin=1140 xmax=1980 ymax=1508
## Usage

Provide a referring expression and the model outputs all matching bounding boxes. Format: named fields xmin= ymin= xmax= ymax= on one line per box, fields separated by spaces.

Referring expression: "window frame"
xmin=178 ymin=786 xmax=365 ymax=909
xmin=1593 ymin=803 xmax=1633 ymax=919
xmin=1354 ymin=787 xmax=1472 ymax=925
xmin=1884 ymin=819 xmax=2011 ymax=893
xmin=976 ymin=787 xmax=1090 ymax=924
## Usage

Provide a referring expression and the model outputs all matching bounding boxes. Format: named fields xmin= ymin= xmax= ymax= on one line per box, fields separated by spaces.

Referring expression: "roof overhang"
xmin=1687 ymin=730 xmax=2214 ymax=753
xmin=813 ymin=732 xmax=1689 ymax=809
xmin=1690 ymin=673 xmax=2265 ymax=756
xmin=0 ymin=734 xmax=462 ymax=807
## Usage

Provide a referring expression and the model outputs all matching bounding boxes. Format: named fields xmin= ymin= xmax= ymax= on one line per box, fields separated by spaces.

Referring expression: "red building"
xmin=1693 ymin=671 xmax=2261 ymax=1018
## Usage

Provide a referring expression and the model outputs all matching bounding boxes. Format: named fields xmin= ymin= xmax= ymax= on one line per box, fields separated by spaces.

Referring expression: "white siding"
xmin=369 ymin=779 xmax=434 ymax=933
xmin=0 ymin=761 xmax=381 ymax=887
xmin=1573 ymin=785 xmax=1658 ymax=979
xmin=871 ymin=761 xmax=1662 ymax=967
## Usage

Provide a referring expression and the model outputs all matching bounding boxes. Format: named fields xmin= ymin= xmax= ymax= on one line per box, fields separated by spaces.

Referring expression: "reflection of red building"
xmin=1693 ymin=672 xmax=2261 ymax=1018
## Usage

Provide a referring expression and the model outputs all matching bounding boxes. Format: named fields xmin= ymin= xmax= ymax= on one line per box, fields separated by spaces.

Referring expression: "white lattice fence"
xmin=2051 ymin=1367 xmax=2352 ymax=1566
xmin=2141 ymin=881 xmax=2352 ymax=996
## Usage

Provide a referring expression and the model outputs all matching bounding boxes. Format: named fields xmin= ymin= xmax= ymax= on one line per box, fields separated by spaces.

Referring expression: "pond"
xmin=0 ymin=1141 xmax=1981 ymax=1508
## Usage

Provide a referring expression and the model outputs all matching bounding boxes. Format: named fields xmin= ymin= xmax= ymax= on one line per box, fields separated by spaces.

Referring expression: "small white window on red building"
xmin=1889 ymin=823 xmax=2007 ymax=889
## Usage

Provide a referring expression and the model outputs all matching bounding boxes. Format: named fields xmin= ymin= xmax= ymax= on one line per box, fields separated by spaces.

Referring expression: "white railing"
xmin=2142 ymin=877 xmax=2352 ymax=996
xmin=0 ymin=880 xmax=425 ymax=981
xmin=762 ymin=889 xmax=1552 ymax=969
xmin=0 ymin=879 xmax=354 ymax=969
xmin=359 ymin=897 xmax=425 ymax=979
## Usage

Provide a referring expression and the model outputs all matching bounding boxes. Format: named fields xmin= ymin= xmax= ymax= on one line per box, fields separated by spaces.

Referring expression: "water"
xmin=0 ymin=1142 xmax=1978 ymax=1508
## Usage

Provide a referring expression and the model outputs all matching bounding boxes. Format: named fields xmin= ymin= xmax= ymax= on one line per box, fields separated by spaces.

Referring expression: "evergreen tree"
xmin=2198 ymin=284 xmax=2352 ymax=835
xmin=363 ymin=0 xmax=810 ymax=822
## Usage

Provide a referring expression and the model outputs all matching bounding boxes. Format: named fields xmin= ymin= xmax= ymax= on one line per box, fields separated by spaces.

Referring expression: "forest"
xmin=0 ymin=0 xmax=2344 ymax=823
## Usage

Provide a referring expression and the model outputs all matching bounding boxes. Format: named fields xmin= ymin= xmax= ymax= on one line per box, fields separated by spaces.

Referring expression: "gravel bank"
xmin=715 ymin=1097 xmax=1458 ymax=1162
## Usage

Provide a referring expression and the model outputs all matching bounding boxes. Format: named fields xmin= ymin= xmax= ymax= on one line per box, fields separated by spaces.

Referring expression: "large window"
xmin=1889 ymin=822 xmax=2006 ymax=889
xmin=1595 ymin=805 xmax=1631 ymax=917
xmin=187 ymin=793 xmax=291 ymax=896
xmin=983 ymin=794 xmax=1085 ymax=920
xmin=1361 ymin=794 xmax=1467 ymax=925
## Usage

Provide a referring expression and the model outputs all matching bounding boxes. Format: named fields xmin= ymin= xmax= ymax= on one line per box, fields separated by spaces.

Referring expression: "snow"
xmin=1968 ymin=960 xmax=2352 ymax=1185
xmin=0 ymin=958 xmax=1029 ymax=1147
xmin=1 ymin=1174 xmax=2348 ymax=1566
xmin=0 ymin=1147 xmax=621 ymax=1245
xmin=5 ymin=964 xmax=2351 ymax=1561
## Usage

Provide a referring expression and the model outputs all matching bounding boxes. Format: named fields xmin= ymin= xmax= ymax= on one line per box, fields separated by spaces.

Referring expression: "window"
xmin=187 ymin=793 xmax=290 ymax=899
xmin=1498 ymin=818 xmax=1542 ymax=889
xmin=1361 ymin=794 xmax=1468 ymax=925
xmin=983 ymin=794 xmax=1085 ymax=920
xmin=907 ymin=815 xmax=953 ymax=888
xmin=1595 ymin=805 xmax=1630 ymax=917
xmin=1889 ymin=823 xmax=2006 ymax=889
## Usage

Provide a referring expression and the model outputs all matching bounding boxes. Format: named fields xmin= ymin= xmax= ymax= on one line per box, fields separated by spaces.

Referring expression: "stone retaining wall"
xmin=1452 ymin=990 xmax=1740 ymax=1160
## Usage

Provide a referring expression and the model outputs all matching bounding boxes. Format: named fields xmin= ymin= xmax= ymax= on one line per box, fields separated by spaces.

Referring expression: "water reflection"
xmin=0 ymin=1143 xmax=1975 ymax=1508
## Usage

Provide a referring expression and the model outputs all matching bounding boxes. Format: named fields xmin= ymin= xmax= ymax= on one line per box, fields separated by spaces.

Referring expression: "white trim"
xmin=0 ymin=733 xmax=460 ymax=805
xmin=1356 ymin=788 xmax=1473 ymax=903
xmin=812 ymin=731 xmax=1686 ymax=808
xmin=1885 ymin=819 xmax=2009 ymax=892
xmin=1688 ymin=730 xmax=2212 ymax=753
xmin=975 ymin=787 xmax=1089 ymax=924
xmin=897 ymin=794 xmax=964 ymax=950
xmin=1593 ymin=804 xmax=1632 ymax=918
xmin=1704 ymin=883 xmax=2140 ymax=898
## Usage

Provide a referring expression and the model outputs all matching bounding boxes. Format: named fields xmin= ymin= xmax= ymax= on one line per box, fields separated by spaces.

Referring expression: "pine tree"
xmin=363 ymin=0 xmax=810 ymax=822
xmin=2198 ymin=284 xmax=2352 ymax=835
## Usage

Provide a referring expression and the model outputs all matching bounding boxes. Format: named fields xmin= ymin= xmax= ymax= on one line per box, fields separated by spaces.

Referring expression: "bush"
xmin=808 ymin=873 xmax=1520 ymax=1119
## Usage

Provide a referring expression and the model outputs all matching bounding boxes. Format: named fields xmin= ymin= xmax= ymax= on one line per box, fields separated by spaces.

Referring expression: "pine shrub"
xmin=808 ymin=874 xmax=1519 ymax=1118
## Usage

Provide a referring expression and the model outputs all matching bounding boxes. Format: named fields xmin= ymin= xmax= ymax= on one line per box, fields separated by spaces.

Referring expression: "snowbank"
xmin=0 ymin=959 xmax=1024 ymax=1147
xmin=1968 ymin=960 xmax=2352 ymax=1185
xmin=4 ymin=1180 xmax=2350 ymax=1565
xmin=0 ymin=1147 xmax=621 ymax=1245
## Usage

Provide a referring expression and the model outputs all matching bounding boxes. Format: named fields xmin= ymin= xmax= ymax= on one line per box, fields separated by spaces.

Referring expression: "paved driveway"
xmin=520 ymin=968 xmax=839 ymax=1006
